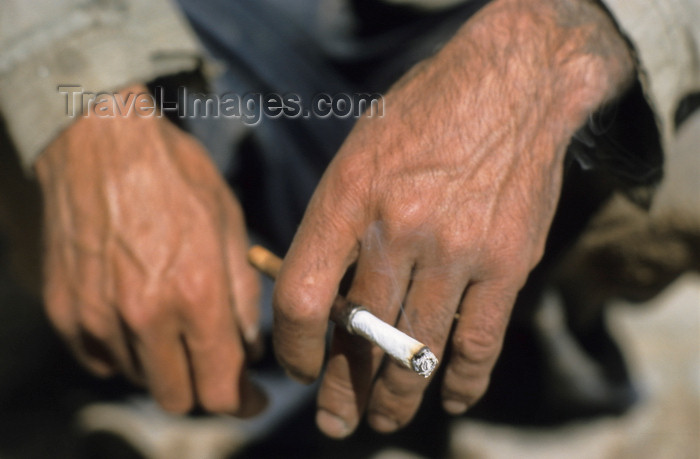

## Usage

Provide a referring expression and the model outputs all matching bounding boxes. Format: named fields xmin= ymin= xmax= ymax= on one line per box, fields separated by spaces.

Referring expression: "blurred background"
xmin=0 ymin=114 xmax=696 ymax=459
xmin=0 ymin=39 xmax=698 ymax=459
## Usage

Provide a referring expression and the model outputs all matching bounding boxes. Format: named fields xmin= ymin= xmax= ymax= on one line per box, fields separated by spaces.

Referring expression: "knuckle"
xmin=273 ymin=347 xmax=319 ymax=384
xmin=435 ymin=221 xmax=467 ymax=248
xmin=484 ymin=236 xmax=538 ymax=279
xmin=443 ymin=373 xmax=490 ymax=403
xmin=273 ymin=286 xmax=323 ymax=326
xmin=381 ymin=375 xmax=423 ymax=400
xmin=370 ymin=369 xmax=426 ymax=410
xmin=435 ymin=235 xmax=470 ymax=265
xmin=177 ymin=267 xmax=223 ymax=307
xmin=381 ymin=198 xmax=429 ymax=234
xmin=322 ymin=373 xmax=359 ymax=405
xmin=451 ymin=328 xmax=502 ymax=368
xmin=121 ymin=301 xmax=162 ymax=334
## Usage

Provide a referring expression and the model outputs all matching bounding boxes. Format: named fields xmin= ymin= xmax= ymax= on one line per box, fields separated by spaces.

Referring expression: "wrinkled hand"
xmin=36 ymin=85 xmax=266 ymax=416
xmin=273 ymin=0 xmax=634 ymax=437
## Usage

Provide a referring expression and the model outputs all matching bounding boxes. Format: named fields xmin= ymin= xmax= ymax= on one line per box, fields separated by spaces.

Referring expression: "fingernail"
xmin=368 ymin=413 xmax=399 ymax=433
xmin=244 ymin=326 xmax=260 ymax=345
xmin=443 ymin=399 xmax=468 ymax=415
xmin=316 ymin=409 xmax=351 ymax=439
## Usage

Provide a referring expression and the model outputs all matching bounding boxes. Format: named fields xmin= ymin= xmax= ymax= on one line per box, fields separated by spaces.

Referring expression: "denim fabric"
xmin=174 ymin=0 xmax=489 ymax=253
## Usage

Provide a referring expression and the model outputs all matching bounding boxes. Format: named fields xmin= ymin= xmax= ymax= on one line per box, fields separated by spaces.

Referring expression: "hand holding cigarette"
xmin=247 ymin=246 xmax=438 ymax=378
xmin=262 ymin=0 xmax=627 ymax=438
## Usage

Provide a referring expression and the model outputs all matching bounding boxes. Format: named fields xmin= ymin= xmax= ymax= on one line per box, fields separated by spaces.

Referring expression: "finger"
xmin=76 ymin=303 xmax=143 ymax=384
xmin=75 ymin=251 xmax=143 ymax=383
xmin=44 ymin=259 xmax=118 ymax=378
xmin=42 ymin=179 xmax=120 ymax=378
xmin=366 ymin=259 xmax=468 ymax=432
xmin=42 ymin=247 xmax=79 ymax=347
xmin=131 ymin=320 xmax=194 ymax=414
xmin=171 ymin=218 xmax=266 ymax=416
xmin=441 ymin=280 xmax=518 ymax=414
xmin=222 ymin=192 xmax=262 ymax=357
xmin=316 ymin=238 xmax=412 ymax=438
xmin=113 ymin=253 xmax=193 ymax=413
xmin=181 ymin=287 xmax=258 ymax=414
xmin=272 ymin=187 xmax=361 ymax=383
xmin=316 ymin=330 xmax=380 ymax=438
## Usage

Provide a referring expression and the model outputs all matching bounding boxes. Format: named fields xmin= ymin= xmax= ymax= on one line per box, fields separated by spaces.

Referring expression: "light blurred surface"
xmin=446 ymin=111 xmax=700 ymax=459
xmin=449 ymin=274 xmax=700 ymax=459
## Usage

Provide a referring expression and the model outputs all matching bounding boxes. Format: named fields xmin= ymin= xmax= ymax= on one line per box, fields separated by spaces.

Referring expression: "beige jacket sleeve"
xmin=0 ymin=0 xmax=203 ymax=171
xmin=602 ymin=0 xmax=700 ymax=149
xmin=390 ymin=0 xmax=700 ymax=151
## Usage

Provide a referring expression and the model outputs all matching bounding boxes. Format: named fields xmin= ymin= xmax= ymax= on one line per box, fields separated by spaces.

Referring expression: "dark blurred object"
xmin=0 ymin=120 xmax=138 ymax=459
xmin=0 ymin=120 xmax=43 ymax=294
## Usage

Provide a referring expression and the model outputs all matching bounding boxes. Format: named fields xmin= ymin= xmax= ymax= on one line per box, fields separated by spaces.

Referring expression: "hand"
xmin=36 ymin=85 xmax=266 ymax=416
xmin=273 ymin=0 xmax=634 ymax=437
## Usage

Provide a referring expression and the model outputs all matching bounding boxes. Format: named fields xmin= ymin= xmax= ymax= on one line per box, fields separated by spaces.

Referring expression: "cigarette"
xmin=247 ymin=245 xmax=439 ymax=378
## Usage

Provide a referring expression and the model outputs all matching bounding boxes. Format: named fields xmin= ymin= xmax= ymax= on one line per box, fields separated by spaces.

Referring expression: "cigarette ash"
xmin=412 ymin=347 xmax=439 ymax=378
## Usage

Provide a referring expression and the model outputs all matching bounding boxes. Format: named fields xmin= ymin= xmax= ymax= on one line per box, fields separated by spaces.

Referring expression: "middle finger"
xmin=366 ymin=256 xmax=468 ymax=432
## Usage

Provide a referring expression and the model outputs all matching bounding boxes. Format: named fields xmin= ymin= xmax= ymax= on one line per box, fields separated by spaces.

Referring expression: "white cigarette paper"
xmin=347 ymin=308 xmax=438 ymax=378
xmin=246 ymin=245 xmax=439 ymax=378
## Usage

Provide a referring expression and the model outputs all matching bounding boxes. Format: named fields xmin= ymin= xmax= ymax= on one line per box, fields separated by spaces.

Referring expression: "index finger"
xmin=272 ymin=191 xmax=361 ymax=383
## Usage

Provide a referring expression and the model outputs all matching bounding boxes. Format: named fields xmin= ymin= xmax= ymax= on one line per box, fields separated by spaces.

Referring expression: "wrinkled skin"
xmin=35 ymin=0 xmax=634 ymax=436
xmin=272 ymin=0 xmax=635 ymax=438
xmin=36 ymin=90 xmax=266 ymax=416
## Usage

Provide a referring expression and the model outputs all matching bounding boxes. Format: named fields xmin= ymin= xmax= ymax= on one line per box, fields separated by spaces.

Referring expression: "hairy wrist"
xmin=539 ymin=0 xmax=635 ymax=110
xmin=36 ymin=84 xmax=197 ymax=190
xmin=441 ymin=0 xmax=635 ymax=154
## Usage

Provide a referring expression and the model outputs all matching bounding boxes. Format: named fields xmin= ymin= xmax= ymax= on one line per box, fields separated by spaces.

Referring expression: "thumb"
xmin=272 ymin=188 xmax=361 ymax=383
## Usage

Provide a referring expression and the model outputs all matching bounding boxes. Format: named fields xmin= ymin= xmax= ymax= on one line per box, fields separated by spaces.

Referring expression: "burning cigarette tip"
xmin=412 ymin=347 xmax=439 ymax=378
xmin=246 ymin=245 xmax=440 ymax=378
